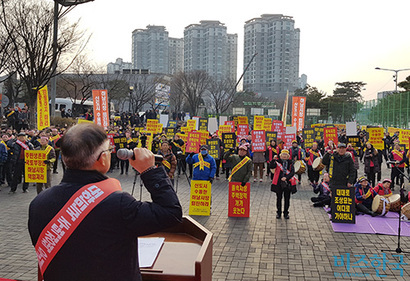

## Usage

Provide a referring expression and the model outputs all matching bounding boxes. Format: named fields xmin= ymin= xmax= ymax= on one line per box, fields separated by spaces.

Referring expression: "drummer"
xmin=372 ymin=178 xmax=392 ymax=197
xmin=290 ymin=140 xmax=304 ymax=184
xmin=354 ymin=176 xmax=378 ymax=217
xmin=305 ymin=142 xmax=322 ymax=189
xmin=265 ymin=139 xmax=278 ymax=179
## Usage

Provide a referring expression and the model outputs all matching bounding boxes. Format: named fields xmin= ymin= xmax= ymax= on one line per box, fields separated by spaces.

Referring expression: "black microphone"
xmin=117 ymin=148 xmax=163 ymax=163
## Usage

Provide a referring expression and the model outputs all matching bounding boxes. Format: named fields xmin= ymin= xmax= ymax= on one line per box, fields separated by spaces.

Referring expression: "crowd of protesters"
xmin=2 ymin=104 xmax=410 ymax=220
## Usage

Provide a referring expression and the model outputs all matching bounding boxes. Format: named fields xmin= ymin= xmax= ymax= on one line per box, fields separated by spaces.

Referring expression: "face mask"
xmin=201 ymin=150 xmax=208 ymax=155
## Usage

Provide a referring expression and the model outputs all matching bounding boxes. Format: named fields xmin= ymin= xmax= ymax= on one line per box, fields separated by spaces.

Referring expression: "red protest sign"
xmin=324 ymin=127 xmax=338 ymax=146
xmin=228 ymin=182 xmax=250 ymax=217
xmin=186 ymin=131 xmax=201 ymax=153
xmin=237 ymin=124 xmax=249 ymax=142
xmin=272 ymin=120 xmax=284 ymax=140
xmin=251 ymin=130 xmax=266 ymax=152
xmin=283 ymin=133 xmax=296 ymax=149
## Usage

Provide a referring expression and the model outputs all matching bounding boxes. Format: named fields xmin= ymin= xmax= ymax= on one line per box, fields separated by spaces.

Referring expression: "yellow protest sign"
xmin=78 ymin=119 xmax=93 ymax=124
xmin=25 ymin=151 xmax=47 ymax=183
xmin=189 ymin=180 xmax=212 ymax=216
xmin=388 ymin=127 xmax=399 ymax=136
xmin=238 ymin=116 xmax=248 ymax=125
xmin=187 ymin=119 xmax=197 ymax=131
xmin=263 ymin=118 xmax=272 ymax=132
xmin=157 ymin=123 xmax=163 ymax=134
xmin=146 ymin=119 xmax=158 ymax=133
xmin=37 ymin=86 xmax=50 ymax=130
xmin=254 ymin=116 xmax=264 ymax=130
xmin=399 ymin=129 xmax=410 ymax=149
xmin=368 ymin=127 xmax=384 ymax=150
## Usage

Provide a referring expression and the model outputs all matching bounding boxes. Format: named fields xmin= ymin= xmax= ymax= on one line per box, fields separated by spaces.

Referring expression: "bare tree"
xmin=94 ymin=72 xmax=129 ymax=113
xmin=56 ymin=55 xmax=99 ymax=102
xmin=207 ymin=76 xmax=237 ymax=115
xmin=0 ymin=0 xmax=87 ymax=120
xmin=171 ymin=71 xmax=211 ymax=116
xmin=128 ymin=74 xmax=159 ymax=113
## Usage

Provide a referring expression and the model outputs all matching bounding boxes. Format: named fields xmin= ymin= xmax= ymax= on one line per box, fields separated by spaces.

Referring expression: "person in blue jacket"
xmin=354 ymin=176 xmax=378 ymax=216
xmin=186 ymin=145 xmax=216 ymax=182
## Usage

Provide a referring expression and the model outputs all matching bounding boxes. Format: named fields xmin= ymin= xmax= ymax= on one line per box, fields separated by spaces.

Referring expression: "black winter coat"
xmin=322 ymin=151 xmax=356 ymax=187
xmin=28 ymin=168 xmax=182 ymax=281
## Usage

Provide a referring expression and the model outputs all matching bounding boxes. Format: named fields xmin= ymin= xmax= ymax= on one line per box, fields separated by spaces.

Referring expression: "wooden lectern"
xmin=37 ymin=216 xmax=212 ymax=281
xmin=140 ymin=216 xmax=213 ymax=281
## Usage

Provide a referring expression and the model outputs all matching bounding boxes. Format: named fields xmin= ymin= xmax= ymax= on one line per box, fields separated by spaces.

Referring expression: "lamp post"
xmin=50 ymin=0 xmax=94 ymax=118
xmin=375 ymin=67 xmax=410 ymax=93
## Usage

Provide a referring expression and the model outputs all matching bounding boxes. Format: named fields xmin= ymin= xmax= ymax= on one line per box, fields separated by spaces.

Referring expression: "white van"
xmin=51 ymin=98 xmax=115 ymax=117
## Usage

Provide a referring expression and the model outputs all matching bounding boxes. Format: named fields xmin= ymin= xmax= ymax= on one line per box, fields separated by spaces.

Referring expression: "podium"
xmin=140 ymin=216 xmax=213 ymax=281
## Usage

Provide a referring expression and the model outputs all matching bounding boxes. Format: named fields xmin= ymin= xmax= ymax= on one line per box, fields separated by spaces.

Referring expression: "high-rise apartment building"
xmin=243 ymin=14 xmax=300 ymax=101
xmin=107 ymin=58 xmax=133 ymax=74
xmin=131 ymin=25 xmax=169 ymax=74
xmin=168 ymin=37 xmax=184 ymax=75
xmin=184 ymin=20 xmax=237 ymax=81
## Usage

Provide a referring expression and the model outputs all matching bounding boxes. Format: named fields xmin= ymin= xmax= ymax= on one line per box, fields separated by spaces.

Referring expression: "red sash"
xmin=16 ymin=140 xmax=29 ymax=151
xmin=272 ymin=161 xmax=297 ymax=186
xmin=35 ymin=178 xmax=122 ymax=277
xmin=322 ymin=182 xmax=331 ymax=194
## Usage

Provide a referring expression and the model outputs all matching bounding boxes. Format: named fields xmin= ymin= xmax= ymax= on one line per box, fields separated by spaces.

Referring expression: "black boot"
xmin=276 ymin=212 xmax=281 ymax=219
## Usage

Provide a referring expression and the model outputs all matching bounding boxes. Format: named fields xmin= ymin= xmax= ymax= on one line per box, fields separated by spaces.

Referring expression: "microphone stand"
xmin=382 ymin=164 xmax=410 ymax=254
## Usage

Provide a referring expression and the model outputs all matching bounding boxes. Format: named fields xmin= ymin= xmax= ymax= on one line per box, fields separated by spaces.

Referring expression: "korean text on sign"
xmin=25 ymin=151 xmax=47 ymax=183
xmin=189 ymin=180 xmax=212 ymax=216
xmin=331 ymin=187 xmax=356 ymax=224
xmin=228 ymin=182 xmax=250 ymax=217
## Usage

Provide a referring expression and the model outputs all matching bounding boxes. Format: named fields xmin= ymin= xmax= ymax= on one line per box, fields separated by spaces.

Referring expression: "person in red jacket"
xmin=372 ymin=178 xmax=392 ymax=196
xmin=389 ymin=143 xmax=406 ymax=190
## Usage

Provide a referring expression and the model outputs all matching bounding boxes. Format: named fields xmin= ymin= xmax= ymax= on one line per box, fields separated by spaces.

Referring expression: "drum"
xmin=372 ymin=195 xmax=390 ymax=216
xmin=294 ymin=160 xmax=306 ymax=175
xmin=312 ymin=157 xmax=325 ymax=171
xmin=388 ymin=194 xmax=401 ymax=212
xmin=402 ymin=203 xmax=410 ymax=220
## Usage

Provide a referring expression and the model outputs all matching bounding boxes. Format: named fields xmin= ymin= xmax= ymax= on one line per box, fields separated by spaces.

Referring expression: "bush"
xmin=50 ymin=116 xmax=78 ymax=128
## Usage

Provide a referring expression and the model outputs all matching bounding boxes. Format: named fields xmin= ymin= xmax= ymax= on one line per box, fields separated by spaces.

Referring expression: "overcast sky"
xmin=66 ymin=0 xmax=410 ymax=100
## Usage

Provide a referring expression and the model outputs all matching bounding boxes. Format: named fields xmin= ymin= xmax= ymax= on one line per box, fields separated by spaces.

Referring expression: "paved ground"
xmin=1 ymin=161 xmax=410 ymax=281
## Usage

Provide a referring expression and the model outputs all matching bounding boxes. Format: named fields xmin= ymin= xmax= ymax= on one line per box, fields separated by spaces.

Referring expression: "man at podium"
xmin=28 ymin=123 xmax=182 ymax=281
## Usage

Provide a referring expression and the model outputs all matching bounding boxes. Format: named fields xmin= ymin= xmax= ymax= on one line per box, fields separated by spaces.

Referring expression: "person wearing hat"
xmin=373 ymin=179 xmax=392 ymax=196
xmin=186 ymin=145 xmax=216 ymax=182
xmin=311 ymin=173 xmax=331 ymax=207
xmin=354 ymin=176 xmax=377 ymax=216
xmin=36 ymin=136 xmax=56 ymax=194
xmin=305 ymin=142 xmax=322 ymax=188
xmin=223 ymin=145 xmax=253 ymax=186
xmin=270 ymin=149 xmax=297 ymax=219
xmin=9 ymin=132 xmax=34 ymax=193
xmin=322 ymin=142 xmax=356 ymax=190
xmin=290 ymin=140 xmax=304 ymax=184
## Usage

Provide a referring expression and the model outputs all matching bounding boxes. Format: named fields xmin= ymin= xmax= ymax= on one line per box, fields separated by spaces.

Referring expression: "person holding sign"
xmin=36 ymin=137 xmax=56 ymax=194
xmin=270 ymin=149 xmax=296 ymax=219
xmin=224 ymin=145 xmax=253 ymax=186
xmin=9 ymin=132 xmax=34 ymax=194
xmin=186 ymin=145 xmax=216 ymax=182
xmin=28 ymin=123 xmax=182 ymax=281
xmin=389 ymin=143 xmax=406 ymax=191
